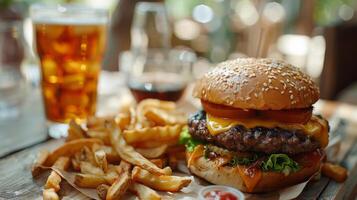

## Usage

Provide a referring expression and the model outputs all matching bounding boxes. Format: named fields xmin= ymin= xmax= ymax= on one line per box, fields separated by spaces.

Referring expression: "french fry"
xmin=45 ymin=171 xmax=62 ymax=192
xmin=71 ymin=157 xmax=81 ymax=171
xmin=322 ymin=162 xmax=348 ymax=182
xmin=66 ymin=120 xmax=86 ymax=141
xmin=131 ymin=140 xmax=176 ymax=149
xmin=45 ymin=138 xmax=103 ymax=166
xmin=123 ymin=125 xmax=182 ymax=145
xmin=80 ymin=161 xmax=105 ymax=176
xmin=135 ymin=145 xmax=168 ymax=159
xmin=115 ymin=112 xmax=131 ymax=130
xmin=116 ymin=160 xmax=132 ymax=175
xmin=45 ymin=157 xmax=70 ymax=192
xmin=81 ymin=146 xmax=97 ymax=165
xmin=110 ymin=128 xmax=172 ymax=175
xmin=97 ymin=184 xmax=109 ymax=200
xmin=144 ymin=107 xmax=186 ymax=126
xmin=129 ymin=182 xmax=161 ymax=200
xmin=43 ymin=188 xmax=59 ymax=200
xmin=149 ymin=158 xmax=166 ymax=169
xmin=137 ymin=99 xmax=176 ymax=111
xmin=128 ymin=106 xmax=138 ymax=129
xmin=131 ymin=166 xmax=191 ymax=192
xmin=86 ymin=130 xmax=110 ymax=145
xmin=87 ymin=116 xmax=114 ymax=129
xmin=74 ymin=173 xmax=108 ymax=188
xmin=32 ymin=149 xmax=49 ymax=177
xmin=106 ymin=163 xmax=131 ymax=200
xmin=91 ymin=144 xmax=121 ymax=163
xmin=104 ymin=166 xmax=119 ymax=184
xmin=94 ymin=150 xmax=108 ymax=172
xmin=136 ymin=99 xmax=176 ymax=128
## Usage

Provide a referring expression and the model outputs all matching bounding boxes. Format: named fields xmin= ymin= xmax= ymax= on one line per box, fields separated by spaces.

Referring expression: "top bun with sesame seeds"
xmin=193 ymin=58 xmax=320 ymax=110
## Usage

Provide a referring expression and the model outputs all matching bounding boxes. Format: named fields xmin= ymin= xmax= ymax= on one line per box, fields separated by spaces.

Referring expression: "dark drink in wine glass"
xmin=128 ymin=72 xmax=187 ymax=102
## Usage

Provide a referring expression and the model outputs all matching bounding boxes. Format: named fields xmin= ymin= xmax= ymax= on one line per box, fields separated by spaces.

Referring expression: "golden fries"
xmin=43 ymin=188 xmax=59 ymax=200
xmin=92 ymin=144 xmax=121 ymax=163
xmin=45 ymin=171 xmax=62 ymax=192
xmin=322 ymin=162 xmax=348 ymax=182
xmin=135 ymin=145 xmax=168 ymax=159
xmin=45 ymin=157 xmax=70 ymax=192
xmin=97 ymin=184 xmax=109 ymax=200
xmin=33 ymin=99 xmax=195 ymax=200
xmin=106 ymin=161 xmax=132 ymax=200
xmin=129 ymin=183 xmax=161 ymax=200
xmin=31 ymin=149 xmax=49 ymax=177
xmin=74 ymin=173 xmax=108 ymax=188
xmin=94 ymin=150 xmax=108 ymax=172
xmin=80 ymin=161 xmax=105 ymax=176
xmin=67 ymin=120 xmax=86 ymax=141
xmin=137 ymin=99 xmax=176 ymax=111
xmin=136 ymin=99 xmax=176 ymax=128
xmin=110 ymin=128 xmax=172 ymax=176
xmin=132 ymin=166 xmax=191 ymax=192
xmin=87 ymin=116 xmax=114 ymax=129
xmin=45 ymin=138 xmax=103 ymax=166
xmin=123 ymin=125 xmax=182 ymax=145
xmin=116 ymin=160 xmax=132 ymax=174
xmin=86 ymin=130 xmax=110 ymax=145
xmin=115 ymin=113 xmax=131 ymax=130
xmin=149 ymin=159 xmax=166 ymax=169
xmin=144 ymin=107 xmax=186 ymax=126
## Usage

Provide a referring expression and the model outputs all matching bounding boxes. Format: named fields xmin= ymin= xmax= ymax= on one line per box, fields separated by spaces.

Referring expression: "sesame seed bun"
xmin=187 ymin=152 xmax=322 ymax=193
xmin=193 ymin=58 xmax=320 ymax=110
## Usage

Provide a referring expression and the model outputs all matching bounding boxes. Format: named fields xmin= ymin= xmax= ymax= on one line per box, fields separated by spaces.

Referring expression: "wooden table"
xmin=1 ymin=73 xmax=357 ymax=200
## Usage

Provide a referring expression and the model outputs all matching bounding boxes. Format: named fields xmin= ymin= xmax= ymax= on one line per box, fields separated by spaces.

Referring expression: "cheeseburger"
xmin=180 ymin=58 xmax=329 ymax=193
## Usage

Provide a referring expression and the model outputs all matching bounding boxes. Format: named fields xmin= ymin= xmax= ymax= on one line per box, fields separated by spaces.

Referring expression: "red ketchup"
xmin=204 ymin=190 xmax=239 ymax=200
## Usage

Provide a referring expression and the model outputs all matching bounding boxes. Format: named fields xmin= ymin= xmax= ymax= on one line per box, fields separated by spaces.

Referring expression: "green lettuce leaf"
xmin=179 ymin=127 xmax=202 ymax=152
xmin=229 ymin=154 xmax=259 ymax=166
xmin=261 ymin=154 xmax=299 ymax=175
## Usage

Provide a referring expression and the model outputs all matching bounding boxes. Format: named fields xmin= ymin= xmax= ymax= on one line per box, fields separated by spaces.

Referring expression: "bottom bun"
xmin=187 ymin=152 xmax=322 ymax=193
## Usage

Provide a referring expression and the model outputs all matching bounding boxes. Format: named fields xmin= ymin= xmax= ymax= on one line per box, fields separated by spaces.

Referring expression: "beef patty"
xmin=188 ymin=111 xmax=320 ymax=155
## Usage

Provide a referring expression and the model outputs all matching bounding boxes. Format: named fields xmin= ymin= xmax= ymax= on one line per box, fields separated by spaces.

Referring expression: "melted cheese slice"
xmin=206 ymin=114 xmax=329 ymax=147
xmin=237 ymin=165 xmax=262 ymax=192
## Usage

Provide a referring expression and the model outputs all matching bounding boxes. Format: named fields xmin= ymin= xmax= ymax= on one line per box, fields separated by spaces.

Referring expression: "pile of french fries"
xmin=32 ymin=99 xmax=190 ymax=200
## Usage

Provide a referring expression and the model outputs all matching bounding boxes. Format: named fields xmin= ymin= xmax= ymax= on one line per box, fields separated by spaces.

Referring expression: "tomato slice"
xmin=201 ymin=100 xmax=312 ymax=123
xmin=201 ymin=100 xmax=256 ymax=119
xmin=259 ymin=108 xmax=312 ymax=124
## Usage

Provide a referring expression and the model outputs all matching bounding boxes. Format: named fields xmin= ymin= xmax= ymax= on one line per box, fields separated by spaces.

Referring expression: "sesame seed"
xmin=290 ymin=94 xmax=294 ymax=100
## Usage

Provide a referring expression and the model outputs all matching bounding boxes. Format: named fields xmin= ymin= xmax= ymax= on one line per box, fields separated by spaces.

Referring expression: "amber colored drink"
xmin=34 ymin=21 xmax=106 ymax=123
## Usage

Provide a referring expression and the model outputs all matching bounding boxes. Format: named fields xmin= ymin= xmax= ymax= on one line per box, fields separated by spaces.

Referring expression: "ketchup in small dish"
xmin=204 ymin=190 xmax=238 ymax=200
xmin=198 ymin=185 xmax=245 ymax=200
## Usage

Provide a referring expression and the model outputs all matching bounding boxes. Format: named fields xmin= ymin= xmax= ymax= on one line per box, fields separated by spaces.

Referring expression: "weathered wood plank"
xmin=0 ymin=139 xmax=88 ymax=200
xmin=0 ymin=89 xmax=48 ymax=158
xmin=319 ymin=135 xmax=357 ymax=200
